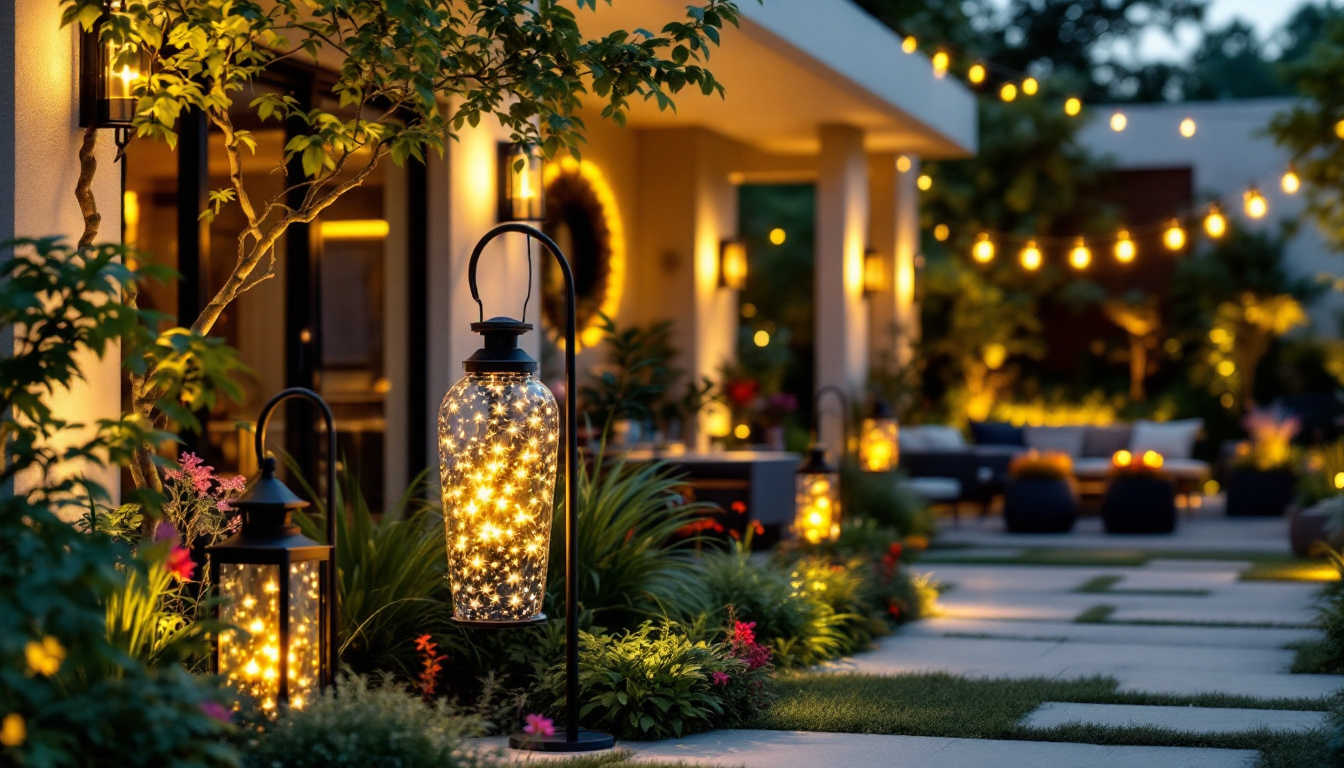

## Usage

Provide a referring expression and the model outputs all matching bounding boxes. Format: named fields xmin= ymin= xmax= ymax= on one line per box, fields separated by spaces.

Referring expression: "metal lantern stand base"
xmin=509 ymin=730 xmax=617 ymax=752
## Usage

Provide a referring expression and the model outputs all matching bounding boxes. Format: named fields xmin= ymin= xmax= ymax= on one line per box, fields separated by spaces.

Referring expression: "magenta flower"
xmin=711 ymin=671 xmax=730 ymax=686
xmin=523 ymin=713 xmax=555 ymax=737
xmin=199 ymin=701 xmax=233 ymax=724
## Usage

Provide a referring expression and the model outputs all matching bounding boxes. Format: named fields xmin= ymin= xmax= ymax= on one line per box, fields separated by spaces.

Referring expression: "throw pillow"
xmin=1129 ymin=419 xmax=1202 ymax=460
xmin=1022 ymin=425 xmax=1087 ymax=458
xmin=969 ymin=420 xmax=1026 ymax=446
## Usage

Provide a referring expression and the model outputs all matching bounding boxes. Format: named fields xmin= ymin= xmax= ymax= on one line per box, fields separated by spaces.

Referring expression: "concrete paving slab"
xmin=1022 ymin=702 xmax=1328 ymax=734
xmin=936 ymin=512 xmax=1292 ymax=555
xmin=1114 ymin=669 xmax=1342 ymax=700
xmin=907 ymin=616 xmax=1322 ymax=649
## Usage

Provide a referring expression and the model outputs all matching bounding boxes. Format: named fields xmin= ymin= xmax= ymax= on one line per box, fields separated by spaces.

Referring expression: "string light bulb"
xmin=1244 ymin=186 xmax=1268 ymax=219
xmin=1179 ymin=117 xmax=1196 ymax=138
xmin=1114 ymin=230 xmax=1136 ymax=263
xmin=1163 ymin=219 xmax=1186 ymax=251
xmin=1335 ymin=119 xmax=1344 ymax=140
xmin=1282 ymin=166 xmax=1300 ymax=195
xmin=1000 ymin=83 xmax=1017 ymax=102
xmin=933 ymin=224 xmax=950 ymax=242
xmin=902 ymin=35 xmax=917 ymax=54
xmin=1064 ymin=97 xmax=1082 ymax=116
xmin=1110 ymin=112 xmax=1127 ymax=132
xmin=896 ymin=155 xmax=912 ymax=173
xmin=932 ymin=50 xmax=949 ymax=77
xmin=972 ymin=232 xmax=995 ymax=263
xmin=1204 ymin=205 xmax=1227 ymax=238
xmin=917 ymin=174 xmax=933 ymax=191
xmin=1068 ymin=238 xmax=1091 ymax=270
xmin=968 ymin=63 xmax=986 ymax=84
xmin=1022 ymin=77 xmax=1039 ymax=96
xmin=1019 ymin=239 xmax=1043 ymax=271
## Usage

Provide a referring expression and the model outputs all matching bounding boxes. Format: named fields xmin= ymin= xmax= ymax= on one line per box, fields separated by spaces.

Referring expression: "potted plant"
xmin=1288 ymin=442 xmax=1344 ymax=555
xmin=1227 ymin=407 xmax=1301 ymax=517
xmin=1101 ymin=450 xmax=1176 ymax=534
xmin=1003 ymin=451 xmax=1077 ymax=532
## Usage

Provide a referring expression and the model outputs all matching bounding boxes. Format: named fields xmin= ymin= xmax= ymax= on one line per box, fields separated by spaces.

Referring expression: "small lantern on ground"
xmin=859 ymin=398 xmax=899 ymax=472
xmin=795 ymin=446 xmax=841 ymax=545
xmin=209 ymin=388 xmax=337 ymax=713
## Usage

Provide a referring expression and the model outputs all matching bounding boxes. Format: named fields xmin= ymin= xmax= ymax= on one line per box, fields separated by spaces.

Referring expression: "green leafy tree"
xmin=59 ymin=0 xmax=749 ymax=496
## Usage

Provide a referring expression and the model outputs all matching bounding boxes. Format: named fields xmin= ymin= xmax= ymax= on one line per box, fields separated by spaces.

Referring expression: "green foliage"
xmin=839 ymin=462 xmax=935 ymax=537
xmin=791 ymin=558 xmax=886 ymax=655
xmin=102 ymin=536 xmax=219 ymax=670
xmin=579 ymin=315 xmax=684 ymax=438
xmin=0 ymin=237 xmax=237 ymax=767
xmin=1301 ymin=442 xmax=1344 ymax=508
xmin=242 ymin=674 xmax=491 ymax=768
xmin=1310 ymin=547 xmax=1344 ymax=675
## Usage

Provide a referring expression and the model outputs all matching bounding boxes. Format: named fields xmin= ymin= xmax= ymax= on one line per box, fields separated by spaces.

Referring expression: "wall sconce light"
xmin=862 ymin=247 xmax=888 ymax=296
xmin=796 ymin=386 xmax=850 ymax=544
xmin=441 ymin=223 xmax=613 ymax=752
xmin=497 ymin=143 xmax=546 ymax=222
xmin=719 ymin=239 xmax=748 ymax=291
xmin=209 ymin=388 xmax=338 ymax=713
xmin=859 ymin=398 xmax=899 ymax=472
xmin=79 ymin=6 xmax=148 ymax=150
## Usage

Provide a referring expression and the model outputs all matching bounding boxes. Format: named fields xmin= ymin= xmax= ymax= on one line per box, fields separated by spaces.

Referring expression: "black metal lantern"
xmin=795 ymin=386 xmax=850 ymax=544
xmin=79 ymin=5 xmax=149 ymax=146
xmin=209 ymin=388 xmax=337 ymax=713
xmin=440 ymin=223 xmax=613 ymax=752
xmin=719 ymin=238 xmax=748 ymax=291
xmin=859 ymin=397 xmax=899 ymax=472
xmin=497 ymin=143 xmax=546 ymax=222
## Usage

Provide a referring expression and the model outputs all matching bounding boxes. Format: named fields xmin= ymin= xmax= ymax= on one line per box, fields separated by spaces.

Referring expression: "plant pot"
xmin=1003 ymin=478 xmax=1078 ymax=533
xmin=1101 ymin=476 xmax=1176 ymax=534
xmin=1225 ymin=469 xmax=1296 ymax=517
xmin=1288 ymin=499 xmax=1344 ymax=556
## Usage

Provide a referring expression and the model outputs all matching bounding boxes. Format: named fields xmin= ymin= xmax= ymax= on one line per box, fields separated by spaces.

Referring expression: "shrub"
xmin=1008 ymin=450 xmax=1073 ymax=480
xmin=792 ymin=557 xmax=886 ymax=655
xmin=1300 ymin=442 xmax=1344 ymax=508
xmin=1312 ymin=546 xmax=1344 ymax=674
xmin=242 ymin=674 xmax=492 ymax=768
xmin=839 ymin=461 xmax=935 ymax=537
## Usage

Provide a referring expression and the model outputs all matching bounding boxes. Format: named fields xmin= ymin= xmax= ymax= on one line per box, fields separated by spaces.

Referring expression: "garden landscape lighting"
xmin=79 ymin=2 xmax=149 ymax=148
xmin=719 ymin=239 xmax=748 ymax=291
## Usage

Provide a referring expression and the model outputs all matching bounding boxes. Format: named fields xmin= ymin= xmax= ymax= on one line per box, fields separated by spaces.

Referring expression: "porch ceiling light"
xmin=440 ymin=223 xmax=614 ymax=753
xmin=498 ymin=143 xmax=546 ymax=222
xmin=719 ymin=239 xmax=748 ymax=291
xmin=79 ymin=3 xmax=149 ymax=148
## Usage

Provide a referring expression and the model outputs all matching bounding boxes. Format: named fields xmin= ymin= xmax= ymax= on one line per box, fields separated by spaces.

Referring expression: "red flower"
xmin=724 ymin=379 xmax=760 ymax=408
xmin=416 ymin=633 xmax=447 ymax=699
xmin=166 ymin=547 xmax=195 ymax=580
xmin=888 ymin=542 xmax=903 ymax=560
xmin=730 ymin=501 xmax=747 ymax=515
xmin=888 ymin=603 xmax=902 ymax=618
xmin=711 ymin=671 xmax=730 ymax=686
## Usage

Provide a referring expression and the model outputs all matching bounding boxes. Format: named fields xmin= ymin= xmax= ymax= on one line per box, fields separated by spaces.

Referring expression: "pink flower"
xmin=199 ymin=701 xmax=233 ymax=724
xmin=711 ymin=671 xmax=730 ymax=686
xmin=166 ymin=546 xmax=195 ymax=580
xmin=218 ymin=475 xmax=247 ymax=494
xmin=523 ymin=713 xmax=555 ymax=737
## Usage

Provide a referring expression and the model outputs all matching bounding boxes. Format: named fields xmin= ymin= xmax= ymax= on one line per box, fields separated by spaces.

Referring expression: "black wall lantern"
xmin=78 ymin=4 xmax=148 ymax=149
xmin=497 ymin=143 xmax=546 ymax=222
xmin=209 ymin=388 xmax=338 ymax=712
xmin=796 ymin=386 xmax=850 ymax=544
xmin=438 ymin=223 xmax=613 ymax=752
xmin=718 ymin=238 xmax=748 ymax=291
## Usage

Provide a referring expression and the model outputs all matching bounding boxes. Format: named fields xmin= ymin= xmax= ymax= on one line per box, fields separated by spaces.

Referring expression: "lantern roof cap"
xmin=465 ymin=316 xmax=538 ymax=374
xmin=234 ymin=457 xmax=309 ymax=511
xmin=799 ymin=444 xmax=836 ymax=474
xmin=869 ymin=398 xmax=895 ymax=420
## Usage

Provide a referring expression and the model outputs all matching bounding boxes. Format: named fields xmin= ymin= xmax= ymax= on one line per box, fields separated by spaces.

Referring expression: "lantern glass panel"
xmin=98 ymin=32 xmax=145 ymax=125
xmin=795 ymin=471 xmax=840 ymax=544
xmin=439 ymin=372 xmax=559 ymax=622
xmin=859 ymin=417 xmax=899 ymax=472
xmin=218 ymin=562 xmax=322 ymax=711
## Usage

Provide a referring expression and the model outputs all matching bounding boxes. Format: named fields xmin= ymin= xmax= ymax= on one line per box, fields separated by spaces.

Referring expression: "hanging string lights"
xmin=1064 ymin=97 xmax=1082 ymax=116
xmin=1110 ymin=112 xmax=1128 ymax=132
xmin=931 ymin=50 xmax=949 ymax=77
xmin=1282 ymin=166 xmax=1300 ymax=194
xmin=1000 ymin=82 xmax=1018 ymax=102
xmin=1020 ymin=239 xmax=1043 ymax=270
xmin=973 ymin=232 xmax=995 ymax=263
xmin=1179 ymin=117 xmax=1197 ymax=138
xmin=1244 ymin=186 xmax=1268 ymax=219
xmin=1114 ymin=230 xmax=1136 ymax=264
xmin=1203 ymin=205 xmax=1227 ymax=239
xmin=1163 ymin=219 xmax=1186 ymax=251
xmin=1068 ymin=238 xmax=1091 ymax=270
xmin=968 ymin=63 xmax=986 ymax=84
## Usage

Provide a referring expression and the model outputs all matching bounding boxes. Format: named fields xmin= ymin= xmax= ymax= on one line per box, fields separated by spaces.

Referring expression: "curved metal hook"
xmin=254 ymin=387 xmax=337 ymax=547
xmin=468 ymin=222 xmax=574 ymax=327
xmin=812 ymin=385 xmax=851 ymax=460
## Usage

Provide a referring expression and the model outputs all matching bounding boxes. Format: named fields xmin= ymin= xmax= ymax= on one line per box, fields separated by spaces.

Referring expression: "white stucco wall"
xmin=1077 ymin=98 xmax=1343 ymax=332
xmin=10 ymin=0 xmax=124 ymax=502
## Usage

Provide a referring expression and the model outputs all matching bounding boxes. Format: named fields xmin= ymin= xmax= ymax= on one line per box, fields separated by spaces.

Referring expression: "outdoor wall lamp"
xmin=796 ymin=386 xmax=849 ymax=544
xmin=497 ymin=143 xmax=546 ymax=222
xmin=862 ymin=247 xmax=888 ymax=297
xmin=719 ymin=238 xmax=748 ymax=291
xmin=209 ymin=388 xmax=337 ymax=712
xmin=859 ymin=398 xmax=899 ymax=473
xmin=439 ymin=223 xmax=614 ymax=752
xmin=78 ymin=4 xmax=148 ymax=150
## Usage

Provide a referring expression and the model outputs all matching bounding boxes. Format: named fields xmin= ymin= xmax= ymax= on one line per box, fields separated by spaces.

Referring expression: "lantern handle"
xmin=812 ymin=385 xmax=851 ymax=462
xmin=254 ymin=387 xmax=338 ymax=548
xmin=468 ymin=223 xmax=566 ymax=326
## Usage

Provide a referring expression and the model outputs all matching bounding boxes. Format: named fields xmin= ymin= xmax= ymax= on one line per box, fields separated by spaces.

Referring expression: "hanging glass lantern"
xmin=497 ymin=143 xmax=546 ymax=222
xmin=795 ymin=445 xmax=841 ymax=544
xmin=859 ymin=398 xmax=899 ymax=472
xmin=209 ymin=457 xmax=331 ymax=712
xmin=79 ymin=5 xmax=149 ymax=130
xmin=439 ymin=318 xmax=559 ymax=624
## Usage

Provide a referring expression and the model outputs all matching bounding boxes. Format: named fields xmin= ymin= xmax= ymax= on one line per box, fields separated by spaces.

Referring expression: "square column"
xmin=815 ymin=125 xmax=869 ymax=441
xmin=868 ymin=153 xmax=920 ymax=370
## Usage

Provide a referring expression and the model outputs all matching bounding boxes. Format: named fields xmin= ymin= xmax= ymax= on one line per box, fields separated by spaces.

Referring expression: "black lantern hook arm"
xmin=254 ymin=388 xmax=338 ymax=548
xmin=812 ymin=385 xmax=851 ymax=461
xmin=466 ymin=222 xmax=583 ymax=745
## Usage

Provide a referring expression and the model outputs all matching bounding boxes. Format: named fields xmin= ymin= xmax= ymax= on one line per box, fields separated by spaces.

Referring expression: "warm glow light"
xmin=1244 ymin=187 xmax=1267 ymax=219
xmin=968 ymin=63 xmax=986 ymax=84
xmin=982 ymin=343 xmax=1007 ymax=371
xmin=733 ymin=423 xmax=751 ymax=440
xmin=753 ymin=330 xmax=770 ymax=347
xmin=1114 ymin=230 xmax=1136 ymax=263
xmin=1179 ymin=117 xmax=1196 ymax=138
xmin=319 ymin=219 xmax=390 ymax=240
xmin=1019 ymin=240 xmax=1042 ymax=271
xmin=917 ymin=174 xmax=933 ymax=191
xmin=1203 ymin=206 xmax=1226 ymax=238
xmin=1064 ymin=97 xmax=1082 ymax=117
xmin=972 ymin=232 xmax=995 ymax=264
xmin=1022 ymin=77 xmax=1039 ymax=96
xmin=933 ymin=224 xmax=950 ymax=242
xmin=1068 ymin=238 xmax=1091 ymax=270
xmin=544 ymin=157 xmax=626 ymax=349
xmin=769 ymin=227 xmax=787 ymax=245
xmin=896 ymin=155 xmax=912 ymax=173
xmin=795 ymin=471 xmax=840 ymax=544
xmin=218 ymin=562 xmax=321 ymax=712
xmin=1334 ymin=471 xmax=1344 ymax=490
xmin=1000 ymin=83 xmax=1018 ymax=102
xmin=863 ymin=249 xmax=888 ymax=295
xmin=1335 ymin=120 xmax=1344 ymax=140
xmin=859 ymin=417 xmax=899 ymax=472
xmin=1141 ymin=450 xmax=1164 ymax=469
xmin=902 ymin=35 xmax=918 ymax=54
xmin=1282 ymin=167 xmax=1300 ymax=194
xmin=1110 ymin=112 xmax=1127 ymax=132
xmin=1112 ymin=450 xmax=1133 ymax=468
xmin=1163 ymin=220 xmax=1186 ymax=251
xmin=932 ymin=50 xmax=949 ymax=77
xmin=123 ymin=190 xmax=140 ymax=247
xmin=719 ymin=240 xmax=748 ymax=291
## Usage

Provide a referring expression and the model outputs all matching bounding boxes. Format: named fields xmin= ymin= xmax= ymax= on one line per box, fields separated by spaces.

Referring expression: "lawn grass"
xmin=1072 ymin=574 xmax=1210 ymax=596
xmin=753 ymin=672 xmax=1334 ymax=768
xmin=554 ymin=752 xmax=716 ymax=768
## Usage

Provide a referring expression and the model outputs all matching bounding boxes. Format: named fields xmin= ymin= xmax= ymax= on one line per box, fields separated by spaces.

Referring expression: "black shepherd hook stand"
xmin=466 ymin=222 xmax=614 ymax=753
xmin=812 ymin=385 xmax=851 ymax=462
xmin=254 ymin=387 xmax=339 ymax=682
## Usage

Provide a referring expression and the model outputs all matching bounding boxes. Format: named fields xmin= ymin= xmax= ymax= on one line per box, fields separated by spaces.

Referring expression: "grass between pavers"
xmin=753 ymin=672 xmax=1333 ymax=768
xmin=1070 ymin=601 xmax=1313 ymax=629
xmin=553 ymin=752 xmax=718 ymax=768
xmin=1074 ymin=604 xmax=1117 ymax=623
xmin=1073 ymin=574 xmax=1211 ymax=596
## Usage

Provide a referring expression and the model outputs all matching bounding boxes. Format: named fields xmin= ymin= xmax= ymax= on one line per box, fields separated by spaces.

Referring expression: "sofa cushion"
xmin=1072 ymin=457 xmax=1114 ymax=480
xmin=900 ymin=425 xmax=966 ymax=452
xmin=1130 ymin=419 xmax=1202 ymax=460
xmin=1023 ymin=425 xmax=1087 ymax=458
xmin=1083 ymin=424 xmax=1133 ymax=458
xmin=969 ymin=420 xmax=1026 ymax=447
xmin=904 ymin=477 xmax=961 ymax=501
